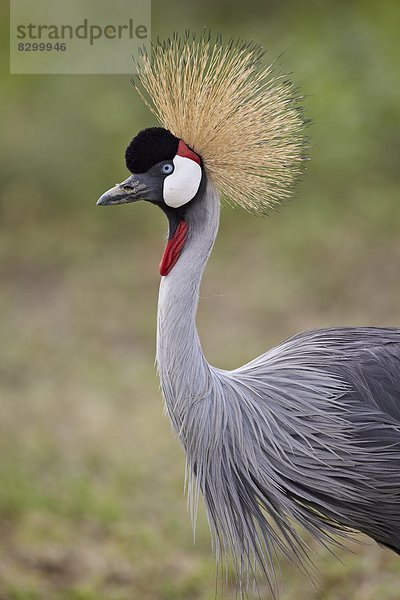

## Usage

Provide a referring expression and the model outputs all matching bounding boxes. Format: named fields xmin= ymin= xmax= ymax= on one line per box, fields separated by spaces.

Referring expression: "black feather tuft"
xmin=125 ymin=127 xmax=180 ymax=174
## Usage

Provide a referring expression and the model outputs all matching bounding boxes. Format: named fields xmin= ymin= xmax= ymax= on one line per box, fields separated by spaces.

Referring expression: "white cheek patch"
xmin=163 ymin=155 xmax=202 ymax=208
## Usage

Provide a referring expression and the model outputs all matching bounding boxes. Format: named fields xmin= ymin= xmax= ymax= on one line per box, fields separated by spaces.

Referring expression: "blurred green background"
xmin=1 ymin=0 xmax=400 ymax=598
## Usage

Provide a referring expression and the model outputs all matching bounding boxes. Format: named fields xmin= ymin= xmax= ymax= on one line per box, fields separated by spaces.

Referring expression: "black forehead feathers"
xmin=125 ymin=127 xmax=180 ymax=174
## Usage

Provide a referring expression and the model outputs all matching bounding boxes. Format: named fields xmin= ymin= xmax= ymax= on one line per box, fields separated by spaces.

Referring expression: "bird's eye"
xmin=162 ymin=163 xmax=174 ymax=175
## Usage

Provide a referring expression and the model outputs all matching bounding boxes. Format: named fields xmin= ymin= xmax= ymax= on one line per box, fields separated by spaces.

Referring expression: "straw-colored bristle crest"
xmin=135 ymin=32 xmax=307 ymax=214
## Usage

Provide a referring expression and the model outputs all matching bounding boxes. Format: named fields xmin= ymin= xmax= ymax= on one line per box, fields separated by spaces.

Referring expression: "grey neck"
xmin=156 ymin=178 xmax=220 ymax=430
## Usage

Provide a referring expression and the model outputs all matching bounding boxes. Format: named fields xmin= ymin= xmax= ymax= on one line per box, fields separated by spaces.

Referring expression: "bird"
xmin=97 ymin=33 xmax=400 ymax=595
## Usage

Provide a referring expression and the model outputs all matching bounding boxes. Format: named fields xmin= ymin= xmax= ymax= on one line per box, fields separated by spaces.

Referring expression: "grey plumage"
xmin=97 ymin=34 xmax=400 ymax=593
xmin=156 ymin=178 xmax=400 ymax=592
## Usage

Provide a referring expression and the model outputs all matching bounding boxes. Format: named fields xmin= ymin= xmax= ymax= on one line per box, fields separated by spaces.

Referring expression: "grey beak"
xmin=96 ymin=175 xmax=148 ymax=206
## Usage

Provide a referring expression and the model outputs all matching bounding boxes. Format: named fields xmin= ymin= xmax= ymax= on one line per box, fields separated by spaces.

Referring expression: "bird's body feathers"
xmin=98 ymin=32 xmax=400 ymax=597
xmin=155 ymin=181 xmax=400 ymax=592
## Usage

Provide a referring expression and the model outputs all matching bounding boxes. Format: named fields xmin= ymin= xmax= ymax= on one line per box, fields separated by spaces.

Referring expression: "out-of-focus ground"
xmin=1 ymin=0 xmax=400 ymax=598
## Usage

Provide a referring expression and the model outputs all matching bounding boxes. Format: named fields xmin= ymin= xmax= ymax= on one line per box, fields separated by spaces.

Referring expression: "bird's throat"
xmin=159 ymin=219 xmax=188 ymax=276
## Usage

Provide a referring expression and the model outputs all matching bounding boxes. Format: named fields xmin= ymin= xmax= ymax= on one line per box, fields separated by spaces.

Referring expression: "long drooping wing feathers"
xmin=155 ymin=176 xmax=400 ymax=594
xmin=186 ymin=327 xmax=400 ymax=593
xmin=135 ymin=32 xmax=306 ymax=214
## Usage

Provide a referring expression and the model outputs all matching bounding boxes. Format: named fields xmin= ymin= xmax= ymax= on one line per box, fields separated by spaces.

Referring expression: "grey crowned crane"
xmin=97 ymin=34 xmax=400 ymax=595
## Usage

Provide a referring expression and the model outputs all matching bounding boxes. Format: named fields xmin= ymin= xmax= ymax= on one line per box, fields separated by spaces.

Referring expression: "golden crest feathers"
xmin=135 ymin=32 xmax=307 ymax=214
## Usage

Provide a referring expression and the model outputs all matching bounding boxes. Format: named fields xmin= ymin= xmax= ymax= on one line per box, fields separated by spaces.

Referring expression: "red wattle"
xmin=159 ymin=219 xmax=188 ymax=276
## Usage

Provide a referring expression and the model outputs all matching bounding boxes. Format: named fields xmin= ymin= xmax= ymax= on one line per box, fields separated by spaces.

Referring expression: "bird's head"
xmin=97 ymin=34 xmax=307 ymax=275
xmin=97 ymin=126 xmax=204 ymax=276
xmin=97 ymin=127 xmax=203 ymax=211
